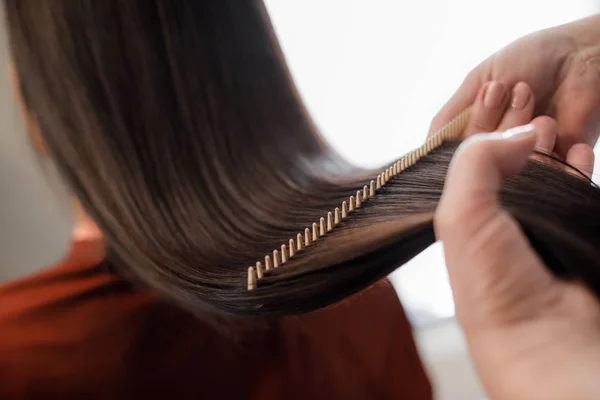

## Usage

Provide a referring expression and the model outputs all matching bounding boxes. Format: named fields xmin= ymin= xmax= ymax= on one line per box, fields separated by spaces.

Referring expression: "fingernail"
xmin=511 ymin=83 xmax=530 ymax=110
xmin=452 ymin=126 xmax=535 ymax=167
xmin=501 ymin=124 xmax=535 ymax=140
xmin=484 ymin=82 xmax=506 ymax=109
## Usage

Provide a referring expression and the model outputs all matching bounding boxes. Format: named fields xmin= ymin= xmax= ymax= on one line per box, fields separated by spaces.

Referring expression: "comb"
xmin=247 ymin=107 xmax=472 ymax=290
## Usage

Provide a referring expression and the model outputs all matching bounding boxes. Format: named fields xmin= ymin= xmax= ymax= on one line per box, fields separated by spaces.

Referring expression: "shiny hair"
xmin=6 ymin=0 xmax=600 ymax=317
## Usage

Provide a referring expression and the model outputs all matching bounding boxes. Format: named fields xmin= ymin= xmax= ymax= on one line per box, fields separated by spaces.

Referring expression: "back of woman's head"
xmin=6 ymin=0 xmax=600 ymax=317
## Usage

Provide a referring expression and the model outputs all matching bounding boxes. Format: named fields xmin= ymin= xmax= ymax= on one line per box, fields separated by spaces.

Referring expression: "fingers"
xmin=566 ymin=143 xmax=595 ymax=179
xmin=527 ymin=117 xmax=595 ymax=180
xmin=436 ymin=126 xmax=536 ymax=249
xmin=529 ymin=116 xmax=557 ymax=165
xmin=443 ymin=80 xmax=595 ymax=182
xmin=462 ymin=81 xmax=536 ymax=137
xmin=496 ymin=82 xmax=535 ymax=132
xmin=462 ymin=82 xmax=509 ymax=136
xmin=463 ymin=83 xmax=556 ymax=159
xmin=531 ymin=116 xmax=557 ymax=155
xmin=435 ymin=123 xmax=559 ymax=328
xmin=552 ymin=86 xmax=600 ymax=157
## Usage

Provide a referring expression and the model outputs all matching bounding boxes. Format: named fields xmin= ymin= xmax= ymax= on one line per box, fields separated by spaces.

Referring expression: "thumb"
xmin=435 ymin=124 xmax=559 ymax=329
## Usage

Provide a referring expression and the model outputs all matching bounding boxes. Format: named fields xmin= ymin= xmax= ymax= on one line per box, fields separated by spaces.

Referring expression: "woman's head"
xmin=6 ymin=0 xmax=600 ymax=318
xmin=6 ymin=1 xmax=322 ymax=310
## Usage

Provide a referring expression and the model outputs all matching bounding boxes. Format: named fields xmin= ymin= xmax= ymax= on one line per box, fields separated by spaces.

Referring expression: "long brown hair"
xmin=5 ymin=0 xmax=600 ymax=317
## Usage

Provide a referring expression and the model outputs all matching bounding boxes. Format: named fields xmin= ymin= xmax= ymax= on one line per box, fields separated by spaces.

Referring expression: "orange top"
xmin=0 ymin=238 xmax=432 ymax=399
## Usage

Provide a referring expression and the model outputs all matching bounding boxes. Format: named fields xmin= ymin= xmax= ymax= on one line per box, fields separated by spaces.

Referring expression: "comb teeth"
xmin=247 ymin=107 xmax=470 ymax=289
xmin=256 ymin=261 xmax=264 ymax=279
xmin=248 ymin=267 xmax=257 ymax=290
xmin=281 ymin=244 xmax=288 ymax=264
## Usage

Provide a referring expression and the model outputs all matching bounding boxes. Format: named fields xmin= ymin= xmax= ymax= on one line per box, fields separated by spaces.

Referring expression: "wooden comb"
xmin=247 ymin=108 xmax=472 ymax=290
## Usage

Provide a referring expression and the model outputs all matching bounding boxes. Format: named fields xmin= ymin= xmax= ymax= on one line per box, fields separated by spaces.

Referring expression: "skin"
xmin=436 ymin=116 xmax=600 ymax=400
xmin=432 ymin=15 xmax=600 ymax=399
xmin=9 ymin=63 xmax=104 ymax=259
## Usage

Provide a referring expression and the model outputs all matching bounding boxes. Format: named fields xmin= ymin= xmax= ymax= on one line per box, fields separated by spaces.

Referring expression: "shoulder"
xmin=0 ymin=240 xmax=154 ymax=398
xmin=275 ymin=280 xmax=432 ymax=399
xmin=0 ymin=242 xmax=431 ymax=399
xmin=0 ymin=239 xmax=141 ymax=320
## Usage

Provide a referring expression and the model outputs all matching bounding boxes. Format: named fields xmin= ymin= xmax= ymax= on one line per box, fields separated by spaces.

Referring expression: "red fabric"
xmin=0 ymin=239 xmax=432 ymax=399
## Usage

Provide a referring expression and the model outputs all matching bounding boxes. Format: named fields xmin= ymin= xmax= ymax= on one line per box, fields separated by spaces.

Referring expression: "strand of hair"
xmin=247 ymin=107 xmax=471 ymax=289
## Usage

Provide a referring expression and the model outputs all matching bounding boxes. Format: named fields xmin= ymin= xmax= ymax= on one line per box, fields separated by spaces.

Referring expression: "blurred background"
xmin=2 ymin=1 xmax=600 ymax=399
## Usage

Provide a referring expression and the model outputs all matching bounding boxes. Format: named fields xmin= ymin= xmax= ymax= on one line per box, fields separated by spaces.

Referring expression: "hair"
xmin=5 ymin=0 xmax=600 ymax=318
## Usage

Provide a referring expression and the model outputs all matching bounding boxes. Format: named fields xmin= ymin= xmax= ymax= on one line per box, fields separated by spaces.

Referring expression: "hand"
xmin=435 ymin=119 xmax=600 ymax=400
xmin=429 ymin=14 xmax=600 ymax=156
